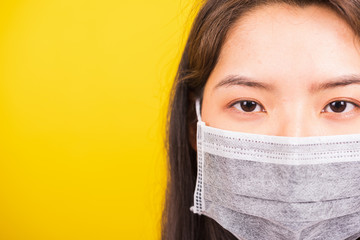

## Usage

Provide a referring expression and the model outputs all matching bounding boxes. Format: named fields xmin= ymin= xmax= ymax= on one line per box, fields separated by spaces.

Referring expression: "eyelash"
xmin=230 ymin=100 xmax=360 ymax=114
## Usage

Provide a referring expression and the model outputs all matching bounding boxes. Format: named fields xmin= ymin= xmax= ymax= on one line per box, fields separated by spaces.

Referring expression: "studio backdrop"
xmin=0 ymin=0 xmax=198 ymax=239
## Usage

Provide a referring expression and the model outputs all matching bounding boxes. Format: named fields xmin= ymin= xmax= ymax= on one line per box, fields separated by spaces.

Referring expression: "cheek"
xmin=320 ymin=117 xmax=360 ymax=135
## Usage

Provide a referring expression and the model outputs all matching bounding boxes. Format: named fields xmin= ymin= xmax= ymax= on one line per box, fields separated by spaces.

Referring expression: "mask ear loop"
xmin=195 ymin=98 xmax=202 ymax=122
xmin=190 ymin=97 xmax=205 ymax=214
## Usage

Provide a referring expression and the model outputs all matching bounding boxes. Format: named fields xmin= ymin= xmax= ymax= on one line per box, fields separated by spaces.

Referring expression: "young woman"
xmin=162 ymin=0 xmax=360 ymax=239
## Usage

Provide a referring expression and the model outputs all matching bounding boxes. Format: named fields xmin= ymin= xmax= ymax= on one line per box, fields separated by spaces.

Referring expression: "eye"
xmin=322 ymin=100 xmax=359 ymax=113
xmin=231 ymin=100 xmax=265 ymax=113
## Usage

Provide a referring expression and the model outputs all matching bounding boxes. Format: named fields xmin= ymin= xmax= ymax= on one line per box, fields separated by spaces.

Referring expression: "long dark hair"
xmin=162 ymin=0 xmax=360 ymax=239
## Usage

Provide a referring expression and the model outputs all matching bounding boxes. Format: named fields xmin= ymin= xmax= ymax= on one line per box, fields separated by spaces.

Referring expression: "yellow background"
xmin=0 ymin=0 xmax=198 ymax=239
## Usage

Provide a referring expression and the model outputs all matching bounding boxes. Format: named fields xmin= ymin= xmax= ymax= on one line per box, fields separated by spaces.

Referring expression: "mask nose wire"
xmin=195 ymin=98 xmax=202 ymax=122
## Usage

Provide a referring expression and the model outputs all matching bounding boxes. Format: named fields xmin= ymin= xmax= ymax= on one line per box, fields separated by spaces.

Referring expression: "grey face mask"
xmin=190 ymin=98 xmax=360 ymax=240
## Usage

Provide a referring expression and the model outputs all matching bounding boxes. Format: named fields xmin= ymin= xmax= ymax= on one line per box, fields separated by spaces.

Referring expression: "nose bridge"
xmin=275 ymin=100 xmax=316 ymax=137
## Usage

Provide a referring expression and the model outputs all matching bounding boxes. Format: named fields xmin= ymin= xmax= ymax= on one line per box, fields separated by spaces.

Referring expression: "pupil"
xmin=241 ymin=101 xmax=257 ymax=112
xmin=330 ymin=101 xmax=346 ymax=112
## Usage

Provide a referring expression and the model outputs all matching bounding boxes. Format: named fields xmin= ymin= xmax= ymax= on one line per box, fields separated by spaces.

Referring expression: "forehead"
xmin=207 ymin=3 xmax=360 ymax=90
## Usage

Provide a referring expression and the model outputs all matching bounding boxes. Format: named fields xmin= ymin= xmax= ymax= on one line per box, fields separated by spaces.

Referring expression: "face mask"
xmin=190 ymin=98 xmax=360 ymax=240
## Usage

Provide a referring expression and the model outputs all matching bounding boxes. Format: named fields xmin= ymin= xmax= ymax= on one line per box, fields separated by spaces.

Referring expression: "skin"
xmin=201 ymin=3 xmax=360 ymax=137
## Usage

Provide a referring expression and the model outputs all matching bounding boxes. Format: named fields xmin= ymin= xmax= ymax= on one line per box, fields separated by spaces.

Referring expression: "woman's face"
xmin=201 ymin=3 xmax=360 ymax=137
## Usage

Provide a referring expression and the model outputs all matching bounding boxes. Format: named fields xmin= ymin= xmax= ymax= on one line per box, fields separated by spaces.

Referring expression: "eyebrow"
xmin=309 ymin=74 xmax=360 ymax=93
xmin=214 ymin=75 xmax=274 ymax=91
xmin=214 ymin=74 xmax=360 ymax=93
